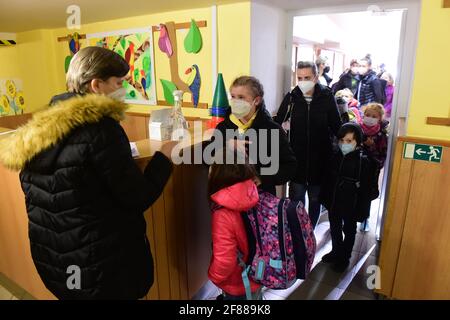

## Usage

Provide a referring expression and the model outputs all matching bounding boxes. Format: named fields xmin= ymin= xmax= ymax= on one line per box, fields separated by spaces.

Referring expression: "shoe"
xmin=332 ymin=259 xmax=350 ymax=273
xmin=321 ymin=251 xmax=339 ymax=264
xmin=359 ymin=219 xmax=370 ymax=232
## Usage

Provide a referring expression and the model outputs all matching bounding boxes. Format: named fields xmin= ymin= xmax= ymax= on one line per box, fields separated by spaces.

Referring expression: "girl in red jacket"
xmin=208 ymin=151 xmax=262 ymax=300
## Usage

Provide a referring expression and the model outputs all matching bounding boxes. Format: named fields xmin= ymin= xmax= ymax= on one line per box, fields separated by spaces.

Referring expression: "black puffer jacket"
xmin=0 ymin=94 xmax=173 ymax=299
xmin=214 ymin=104 xmax=297 ymax=194
xmin=320 ymin=147 xmax=376 ymax=222
xmin=356 ymin=70 xmax=386 ymax=106
xmin=274 ymin=84 xmax=342 ymax=185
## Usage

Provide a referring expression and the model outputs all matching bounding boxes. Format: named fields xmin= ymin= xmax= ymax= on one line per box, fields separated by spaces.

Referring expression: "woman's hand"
xmin=160 ymin=140 xmax=179 ymax=161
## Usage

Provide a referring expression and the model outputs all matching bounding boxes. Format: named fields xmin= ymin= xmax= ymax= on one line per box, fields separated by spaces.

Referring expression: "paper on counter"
xmin=130 ymin=142 xmax=140 ymax=158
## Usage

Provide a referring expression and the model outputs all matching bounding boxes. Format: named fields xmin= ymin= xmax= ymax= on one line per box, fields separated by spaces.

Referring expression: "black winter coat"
xmin=214 ymin=104 xmax=297 ymax=194
xmin=332 ymin=71 xmax=360 ymax=96
xmin=356 ymin=70 xmax=386 ymax=106
xmin=320 ymin=148 xmax=376 ymax=222
xmin=0 ymin=94 xmax=173 ymax=299
xmin=274 ymin=84 xmax=342 ymax=185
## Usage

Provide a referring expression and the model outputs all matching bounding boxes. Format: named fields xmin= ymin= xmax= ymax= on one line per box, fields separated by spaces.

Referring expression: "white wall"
xmin=250 ymin=2 xmax=287 ymax=114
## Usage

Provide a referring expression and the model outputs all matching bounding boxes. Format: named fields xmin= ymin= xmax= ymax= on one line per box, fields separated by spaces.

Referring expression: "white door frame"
xmin=283 ymin=0 xmax=422 ymax=240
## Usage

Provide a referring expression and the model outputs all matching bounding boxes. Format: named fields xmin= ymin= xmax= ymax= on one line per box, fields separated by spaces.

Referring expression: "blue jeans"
xmin=289 ymin=182 xmax=321 ymax=228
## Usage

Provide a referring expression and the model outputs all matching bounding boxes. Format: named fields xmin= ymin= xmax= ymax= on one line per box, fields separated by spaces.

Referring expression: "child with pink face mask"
xmin=359 ymin=103 xmax=389 ymax=231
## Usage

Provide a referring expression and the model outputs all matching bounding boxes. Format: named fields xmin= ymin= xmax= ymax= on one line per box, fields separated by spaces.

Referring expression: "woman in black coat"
xmin=0 ymin=47 xmax=175 ymax=299
xmin=212 ymin=76 xmax=297 ymax=195
xmin=356 ymin=55 xmax=386 ymax=106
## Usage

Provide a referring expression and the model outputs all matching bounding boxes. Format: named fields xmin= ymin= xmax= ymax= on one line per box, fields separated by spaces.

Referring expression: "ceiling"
xmin=0 ymin=0 xmax=245 ymax=32
xmin=0 ymin=0 xmax=404 ymax=33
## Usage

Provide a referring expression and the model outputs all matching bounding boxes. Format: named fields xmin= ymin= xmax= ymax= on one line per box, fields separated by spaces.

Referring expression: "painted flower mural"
xmin=0 ymin=79 xmax=25 ymax=116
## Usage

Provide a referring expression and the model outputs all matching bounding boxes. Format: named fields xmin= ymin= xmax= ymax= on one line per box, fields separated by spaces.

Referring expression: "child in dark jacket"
xmin=208 ymin=148 xmax=262 ymax=300
xmin=320 ymin=123 xmax=376 ymax=272
xmin=359 ymin=103 xmax=389 ymax=231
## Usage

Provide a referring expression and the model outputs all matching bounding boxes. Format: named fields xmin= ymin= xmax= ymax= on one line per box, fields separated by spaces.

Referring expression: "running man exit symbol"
xmin=403 ymin=143 xmax=443 ymax=163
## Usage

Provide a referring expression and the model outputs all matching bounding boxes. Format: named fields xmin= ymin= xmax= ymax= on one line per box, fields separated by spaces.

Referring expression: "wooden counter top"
xmin=0 ymin=127 xmax=16 ymax=134
xmin=132 ymin=128 xmax=212 ymax=169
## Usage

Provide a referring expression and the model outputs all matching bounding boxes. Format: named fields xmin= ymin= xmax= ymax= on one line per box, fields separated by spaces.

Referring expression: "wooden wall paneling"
xmin=182 ymin=163 xmax=211 ymax=298
xmin=377 ymin=140 xmax=414 ymax=297
xmin=0 ymin=166 xmax=55 ymax=299
xmin=151 ymin=191 xmax=172 ymax=299
xmin=0 ymin=113 xmax=32 ymax=129
xmin=162 ymin=174 xmax=181 ymax=300
xmin=392 ymin=145 xmax=450 ymax=299
xmin=120 ymin=114 xmax=148 ymax=141
xmin=173 ymin=165 xmax=189 ymax=299
xmin=144 ymin=205 xmax=159 ymax=300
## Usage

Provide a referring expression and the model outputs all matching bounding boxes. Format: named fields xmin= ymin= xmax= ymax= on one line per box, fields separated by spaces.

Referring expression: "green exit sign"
xmin=403 ymin=143 xmax=443 ymax=163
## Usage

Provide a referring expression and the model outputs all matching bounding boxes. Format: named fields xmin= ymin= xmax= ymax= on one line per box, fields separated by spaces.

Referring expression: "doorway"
xmin=286 ymin=2 xmax=418 ymax=241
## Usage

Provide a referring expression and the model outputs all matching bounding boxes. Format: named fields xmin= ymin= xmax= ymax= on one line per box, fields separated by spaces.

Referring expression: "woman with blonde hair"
xmin=0 ymin=46 xmax=176 ymax=299
xmin=213 ymin=76 xmax=297 ymax=196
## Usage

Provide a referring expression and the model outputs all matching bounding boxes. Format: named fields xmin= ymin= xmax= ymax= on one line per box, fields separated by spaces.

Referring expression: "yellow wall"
xmin=0 ymin=3 xmax=251 ymax=119
xmin=407 ymin=0 xmax=450 ymax=140
xmin=0 ymin=30 xmax=57 ymax=115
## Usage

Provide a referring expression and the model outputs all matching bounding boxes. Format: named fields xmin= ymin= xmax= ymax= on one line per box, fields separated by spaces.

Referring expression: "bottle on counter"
xmin=171 ymin=90 xmax=188 ymax=141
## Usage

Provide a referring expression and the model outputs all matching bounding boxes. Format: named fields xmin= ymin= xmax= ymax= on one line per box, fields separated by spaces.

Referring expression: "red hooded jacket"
xmin=208 ymin=179 xmax=261 ymax=296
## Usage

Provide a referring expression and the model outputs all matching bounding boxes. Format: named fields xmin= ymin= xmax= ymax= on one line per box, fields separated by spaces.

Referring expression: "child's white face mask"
xmin=363 ymin=116 xmax=379 ymax=127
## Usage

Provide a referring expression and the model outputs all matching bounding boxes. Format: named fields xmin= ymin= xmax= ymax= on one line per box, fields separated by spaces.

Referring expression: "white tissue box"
xmin=149 ymin=108 xmax=173 ymax=141
xmin=149 ymin=122 xmax=172 ymax=141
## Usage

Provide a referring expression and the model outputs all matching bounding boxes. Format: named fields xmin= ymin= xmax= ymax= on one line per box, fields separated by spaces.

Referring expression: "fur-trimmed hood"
xmin=0 ymin=94 xmax=128 ymax=171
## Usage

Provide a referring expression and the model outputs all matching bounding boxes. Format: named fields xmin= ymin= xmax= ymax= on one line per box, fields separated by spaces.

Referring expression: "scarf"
xmin=230 ymin=111 xmax=258 ymax=134
xmin=360 ymin=122 xmax=381 ymax=137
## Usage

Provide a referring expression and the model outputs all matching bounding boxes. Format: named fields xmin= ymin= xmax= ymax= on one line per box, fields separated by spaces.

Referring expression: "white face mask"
xmin=351 ymin=67 xmax=359 ymax=74
xmin=359 ymin=67 xmax=369 ymax=75
xmin=230 ymin=98 xmax=253 ymax=119
xmin=363 ymin=116 xmax=379 ymax=127
xmin=297 ymin=81 xmax=315 ymax=95
xmin=107 ymin=87 xmax=127 ymax=102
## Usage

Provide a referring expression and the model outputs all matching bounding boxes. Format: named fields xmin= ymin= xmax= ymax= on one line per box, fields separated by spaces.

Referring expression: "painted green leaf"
xmin=65 ymin=56 xmax=72 ymax=73
xmin=120 ymin=37 xmax=126 ymax=50
xmin=160 ymin=79 xmax=178 ymax=105
xmin=184 ymin=19 xmax=202 ymax=53
xmin=143 ymin=55 xmax=150 ymax=72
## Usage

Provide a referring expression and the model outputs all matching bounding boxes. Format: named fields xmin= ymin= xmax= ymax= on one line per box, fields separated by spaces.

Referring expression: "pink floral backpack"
xmin=239 ymin=191 xmax=316 ymax=298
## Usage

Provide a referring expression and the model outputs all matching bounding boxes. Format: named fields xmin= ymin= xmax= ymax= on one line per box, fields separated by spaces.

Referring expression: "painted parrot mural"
xmin=125 ymin=42 xmax=135 ymax=84
xmin=185 ymin=64 xmax=201 ymax=107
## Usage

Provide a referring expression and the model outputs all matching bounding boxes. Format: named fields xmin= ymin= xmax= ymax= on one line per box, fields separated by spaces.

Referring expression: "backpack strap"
xmin=251 ymin=208 xmax=263 ymax=252
xmin=237 ymin=251 xmax=253 ymax=300
xmin=281 ymin=92 xmax=295 ymax=124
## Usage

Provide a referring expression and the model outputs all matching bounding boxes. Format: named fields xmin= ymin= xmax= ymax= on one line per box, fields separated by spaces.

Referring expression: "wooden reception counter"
xmin=0 ymin=116 xmax=212 ymax=300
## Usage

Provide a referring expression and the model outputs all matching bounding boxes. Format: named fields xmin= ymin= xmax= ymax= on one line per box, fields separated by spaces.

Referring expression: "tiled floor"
xmin=199 ymin=198 xmax=381 ymax=301
xmin=286 ymin=200 xmax=381 ymax=300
